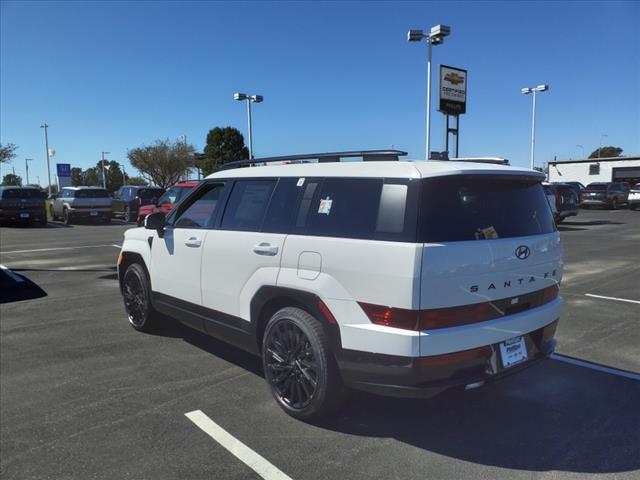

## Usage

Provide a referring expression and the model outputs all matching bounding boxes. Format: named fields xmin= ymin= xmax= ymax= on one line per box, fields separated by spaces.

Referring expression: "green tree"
xmin=0 ymin=143 xmax=18 ymax=164
xmin=2 ymin=173 xmax=22 ymax=186
xmin=95 ymin=160 xmax=126 ymax=192
xmin=199 ymin=127 xmax=249 ymax=176
xmin=589 ymin=146 xmax=623 ymax=159
xmin=70 ymin=167 xmax=84 ymax=186
xmin=126 ymin=176 xmax=148 ymax=186
xmin=128 ymin=139 xmax=196 ymax=189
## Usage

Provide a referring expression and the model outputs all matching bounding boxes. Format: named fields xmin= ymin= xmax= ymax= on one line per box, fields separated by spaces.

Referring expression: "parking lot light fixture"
xmin=521 ymin=84 xmax=549 ymax=169
xmin=40 ymin=123 xmax=52 ymax=196
xmin=407 ymin=24 xmax=451 ymax=160
xmin=234 ymin=92 xmax=264 ymax=159
xmin=25 ymin=158 xmax=33 ymax=184
xmin=101 ymin=151 xmax=110 ymax=189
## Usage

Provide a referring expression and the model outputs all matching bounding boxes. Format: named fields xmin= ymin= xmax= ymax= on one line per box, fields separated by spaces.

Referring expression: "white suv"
xmin=117 ymin=150 xmax=563 ymax=420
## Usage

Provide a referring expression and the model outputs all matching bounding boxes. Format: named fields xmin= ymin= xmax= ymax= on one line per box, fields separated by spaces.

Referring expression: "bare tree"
xmin=0 ymin=143 xmax=18 ymax=164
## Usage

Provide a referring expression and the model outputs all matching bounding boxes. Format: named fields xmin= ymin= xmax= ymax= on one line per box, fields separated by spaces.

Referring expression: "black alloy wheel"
xmin=265 ymin=319 xmax=319 ymax=410
xmin=122 ymin=263 xmax=158 ymax=332
xmin=262 ymin=307 xmax=348 ymax=420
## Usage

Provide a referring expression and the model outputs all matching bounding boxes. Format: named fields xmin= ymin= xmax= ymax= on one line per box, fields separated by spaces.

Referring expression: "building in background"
xmin=547 ymin=156 xmax=640 ymax=186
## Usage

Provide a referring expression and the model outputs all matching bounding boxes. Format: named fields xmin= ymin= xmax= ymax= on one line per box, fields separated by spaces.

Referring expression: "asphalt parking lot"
xmin=1 ymin=210 xmax=639 ymax=480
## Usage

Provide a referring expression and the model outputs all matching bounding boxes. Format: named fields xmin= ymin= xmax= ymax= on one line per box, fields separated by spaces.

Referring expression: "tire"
xmin=610 ymin=198 xmax=618 ymax=210
xmin=123 ymin=206 xmax=131 ymax=223
xmin=63 ymin=208 xmax=72 ymax=225
xmin=122 ymin=263 xmax=160 ymax=332
xmin=49 ymin=205 xmax=56 ymax=221
xmin=262 ymin=307 xmax=348 ymax=420
xmin=39 ymin=211 xmax=48 ymax=226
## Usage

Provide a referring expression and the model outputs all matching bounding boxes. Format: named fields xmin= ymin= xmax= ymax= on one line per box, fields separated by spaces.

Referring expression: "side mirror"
xmin=145 ymin=211 xmax=166 ymax=236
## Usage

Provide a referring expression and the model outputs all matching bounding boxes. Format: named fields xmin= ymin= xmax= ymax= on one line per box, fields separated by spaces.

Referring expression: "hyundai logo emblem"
xmin=515 ymin=245 xmax=530 ymax=260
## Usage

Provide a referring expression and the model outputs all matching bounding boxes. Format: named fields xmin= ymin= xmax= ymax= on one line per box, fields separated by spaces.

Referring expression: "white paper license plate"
xmin=19 ymin=213 xmax=30 ymax=218
xmin=90 ymin=211 xmax=98 ymax=216
xmin=499 ymin=336 xmax=528 ymax=368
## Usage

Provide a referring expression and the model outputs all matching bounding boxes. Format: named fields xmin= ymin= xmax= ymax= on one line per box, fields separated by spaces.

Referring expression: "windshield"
xmin=419 ymin=175 xmax=556 ymax=242
xmin=586 ymin=184 xmax=607 ymax=191
xmin=1 ymin=189 xmax=44 ymax=199
xmin=75 ymin=189 xmax=109 ymax=198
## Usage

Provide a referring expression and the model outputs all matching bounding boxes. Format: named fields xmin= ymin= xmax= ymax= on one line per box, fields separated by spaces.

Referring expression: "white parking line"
xmin=551 ymin=354 xmax=640 ymax=381
xmin=112 ymin=244 xmax=121 ymax=249
xmin=0 ymin=264 xmax=25 ymax=283
xmin=185 ymin=410 xmax=293 ymax=480
xmin=585 ymin=293 xmax=640 ymax=305
xmin=2 ymin=244 xmax=118 ymax=254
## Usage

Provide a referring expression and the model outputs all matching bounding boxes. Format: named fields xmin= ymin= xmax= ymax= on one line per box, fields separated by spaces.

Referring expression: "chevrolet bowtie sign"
xmin=439 ymin=65 xmax=467 ymax=115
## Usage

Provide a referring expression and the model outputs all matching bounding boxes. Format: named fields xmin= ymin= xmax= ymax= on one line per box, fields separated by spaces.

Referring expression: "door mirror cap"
xmin=144 ymin=211 xmax=166 ymax=234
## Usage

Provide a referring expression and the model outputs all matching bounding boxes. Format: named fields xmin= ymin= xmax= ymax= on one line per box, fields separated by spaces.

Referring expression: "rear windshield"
xmin=75 ymin=189 xmax=109 ymax=198
xmin=1 ymin=189 xmax=44 ymax=199
xmin=138 ymin=188 xmax=164 ymax=198
xmin=586 ymin=184 xmax=607 ymax=191
xmin=419 ymin=175 xmax=556 ymax=242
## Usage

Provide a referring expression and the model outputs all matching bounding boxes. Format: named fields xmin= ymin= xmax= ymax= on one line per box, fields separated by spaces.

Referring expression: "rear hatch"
xmin=418 ymin=174 xmax=562 ymax=316
xmin=1 ymin=188 xmax=45 ymax=211
xmin=583 ymin=184 xmax=607 ymax=201
xmin=72 ymin=189 xmax=112 ymax=209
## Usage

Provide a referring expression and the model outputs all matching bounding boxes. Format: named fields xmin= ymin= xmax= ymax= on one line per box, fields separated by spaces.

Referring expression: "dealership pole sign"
xmin=439 ymin=65 xmax=467 ymax=115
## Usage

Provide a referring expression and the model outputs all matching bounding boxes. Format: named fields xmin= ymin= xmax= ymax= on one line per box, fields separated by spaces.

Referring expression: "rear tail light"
xmin=359 ymin=284 xmax=560 ymax=331
xmin=542 ymin=319 xmax=558 ymax=342
xmin=317 ymin=298 xmax=337 ymax=325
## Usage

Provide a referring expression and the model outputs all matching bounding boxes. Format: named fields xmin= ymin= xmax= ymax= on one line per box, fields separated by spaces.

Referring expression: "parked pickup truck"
xmin=0 ymin=186 xmax=47 ymax=226
xmin=51 ymin=187 xmax=113 ymax=224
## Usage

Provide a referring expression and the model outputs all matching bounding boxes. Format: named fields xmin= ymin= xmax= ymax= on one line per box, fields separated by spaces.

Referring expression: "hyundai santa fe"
xmin=117 ymin=150 xmax=563 ymax=420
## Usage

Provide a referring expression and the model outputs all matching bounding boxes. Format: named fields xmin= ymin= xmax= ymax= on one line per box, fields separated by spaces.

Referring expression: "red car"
xmin=136 ymin=180 xmax=200 ymax=226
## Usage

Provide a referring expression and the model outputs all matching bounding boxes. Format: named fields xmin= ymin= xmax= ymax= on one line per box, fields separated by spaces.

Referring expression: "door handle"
xmin=184 ymin=237 xmax=202 ymax=248
xmin=253 ymin=242 xmax=279 ymax=256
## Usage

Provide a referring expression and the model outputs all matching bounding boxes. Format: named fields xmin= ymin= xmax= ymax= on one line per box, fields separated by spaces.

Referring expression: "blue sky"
xmin=1 ymin=0 xmax=639 ymax=185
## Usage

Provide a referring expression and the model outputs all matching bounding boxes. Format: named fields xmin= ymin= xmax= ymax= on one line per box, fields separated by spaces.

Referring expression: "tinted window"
xmin=76 ymin=189 xmax=109 ymax=198
xmin=138 ymin=188 xmax=164 ymax=199
xmin=174 ymin=184 xmax=224 ymax=229
xmin=262 ymin=178 xmax=299 ymax=233
xmin=586 ymin=183 xmax=607 ymax=191
xmin=376 ymin=184 xmax=407 ymax=233
xmin=589 ymin=164 xmax=600 ymax=175
xmin=296 ymin=178 xmax=383 ymax=239
xmin=1 ymin=189 xmax=42 ymax=199
xmin=221 ymin=180 xmax=276 ymax=231
xmin=419 ymin=175 xmax=556 ymax=242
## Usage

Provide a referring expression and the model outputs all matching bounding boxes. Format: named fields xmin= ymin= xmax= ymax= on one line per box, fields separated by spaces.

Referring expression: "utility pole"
xmin=25 ymin=158 xmax=33 ymax=184
xmin=40 ymin=123 xmax=52 ymax=195
xmin=101 ymin=151 xmax=110 ymax=189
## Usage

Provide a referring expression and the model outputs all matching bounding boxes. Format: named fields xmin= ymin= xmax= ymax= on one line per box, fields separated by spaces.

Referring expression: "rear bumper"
xmin=581 ymin=199 xmax=608 ymax=206
xmin=68 ymin=208 xmax=112 ymax=218
xmin=0 ymin=209 xmax=46 ymax=222
xmin=338 ymin=321 xmax=557 ymax=398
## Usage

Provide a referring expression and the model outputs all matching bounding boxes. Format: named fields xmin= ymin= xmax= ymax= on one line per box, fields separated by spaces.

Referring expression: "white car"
xmin=628 ymin=183 xmax=640 ymax=210
xmin=117 ymin=150 xmax=563 ymax=420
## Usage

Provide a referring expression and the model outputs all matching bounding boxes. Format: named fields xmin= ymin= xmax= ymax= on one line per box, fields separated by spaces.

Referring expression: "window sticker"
xmin=475 ymin=226 xmax=499 ymax=240
xmin=297 ymin=177 xmax=305 ymax=187
xmin=318 ymin=196 xmax=333 ymax=215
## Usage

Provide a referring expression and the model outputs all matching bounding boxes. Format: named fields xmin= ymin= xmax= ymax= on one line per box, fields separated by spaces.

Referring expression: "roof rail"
xmin=450 ymin=157 xmax=510 ymax=165
xmin=219 ymin=149 xmax=408 ymax=171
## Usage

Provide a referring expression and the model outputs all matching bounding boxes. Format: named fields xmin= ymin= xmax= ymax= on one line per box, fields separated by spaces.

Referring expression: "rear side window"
xmin=221 ymin=180 xmax=276 ymax=231
xmin=419 ymin=175 xmax=556 ymax=242
xmin=138 ymin=188 xmax=164 ymax=199
xmin=262 ymin=178 xmax=299 ymax=234
xmin=296 ymin=178 xmax=382 ymax=239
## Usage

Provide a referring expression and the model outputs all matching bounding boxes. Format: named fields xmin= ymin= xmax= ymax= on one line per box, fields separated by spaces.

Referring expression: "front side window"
xmin=419 ymin=175 xmax=556 ymax=242
xmin=173 ymin=183 xmax=225 ymax=229
xmin=221 ymin=180 xmax=276 ymax=232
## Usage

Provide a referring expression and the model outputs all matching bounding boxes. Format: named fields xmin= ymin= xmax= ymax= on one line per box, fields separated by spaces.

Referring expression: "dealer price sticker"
xmin=499 ymin=336 xmax=527 ymax=368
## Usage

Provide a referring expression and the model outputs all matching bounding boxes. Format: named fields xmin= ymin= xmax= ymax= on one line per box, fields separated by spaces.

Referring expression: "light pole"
xmin=521 ymin=84 xmax=549 ymax=169
xmin=40 ymin=123 xmax=52 ymax=195
xmin=576 ymin=144 xmax=584 ymax=159
xmin=101 ymin=151 xmax=110 ymax=189
xmin=25 ymin=158 xmax=33 ymax=184
xmin=599 ymin=134 xmax=608 ymax=158
xmin=408 ymin=24 xmax=451 ymax=160
xmin=234 ymin=93 xmax=263 ymax=159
